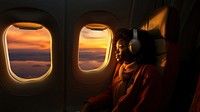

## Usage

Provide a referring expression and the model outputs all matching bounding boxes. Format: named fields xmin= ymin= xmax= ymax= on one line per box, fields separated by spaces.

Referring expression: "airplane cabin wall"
xmin=130 ymin=0 xmax=164 ymax=27
xmin=0 ymin=0 xmax=65 ymax=112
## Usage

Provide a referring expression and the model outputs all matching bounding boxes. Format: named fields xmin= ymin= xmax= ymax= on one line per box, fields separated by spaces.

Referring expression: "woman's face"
xmin=115 ymin=39 xmax=130 ymax=62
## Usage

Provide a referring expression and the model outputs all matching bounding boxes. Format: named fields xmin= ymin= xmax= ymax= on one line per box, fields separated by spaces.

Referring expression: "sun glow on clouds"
xmin=6 ymin=25 xmax=50 ymax=51
xmin=79 ymin=26 xmax=112 ymax=70
xmin=5 ymin=24 xmax=51 ymax=79
xmin=5 ymin=23 xmax=112 ymax=77
xmin=79 ymin=27 xmax=109 ymax=48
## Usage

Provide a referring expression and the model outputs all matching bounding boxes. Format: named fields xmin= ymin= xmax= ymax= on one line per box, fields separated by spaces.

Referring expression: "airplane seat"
xmin=189 ymin=73 xmax=200 ymax=112
xmin=139 ymin=6 xmax=180 ymax=112
xmin=189 ymin=46 xmax=200 ymax=112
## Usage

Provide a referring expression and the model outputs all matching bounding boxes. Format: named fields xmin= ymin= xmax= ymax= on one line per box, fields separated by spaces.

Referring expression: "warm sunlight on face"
xmin=4 ymin=23 xmax=52 ymax=80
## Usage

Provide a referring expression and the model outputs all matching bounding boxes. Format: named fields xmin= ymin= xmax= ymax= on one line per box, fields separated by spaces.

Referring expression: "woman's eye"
xmin=118 ymin=46 xmax=123 ymax=49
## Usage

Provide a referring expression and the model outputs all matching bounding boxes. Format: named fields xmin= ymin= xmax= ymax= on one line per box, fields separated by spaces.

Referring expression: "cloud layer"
xmin=8 ymin=50 xmax=50 ymax=62
xmin=9 ymin=48 xmax=106 ymax=78
xmin=5 ymin=25 xmax=109 ymax=78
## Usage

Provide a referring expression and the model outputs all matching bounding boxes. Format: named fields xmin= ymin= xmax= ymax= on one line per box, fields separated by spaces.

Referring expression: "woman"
xmin=81 ymin=28 xmax=162 ymax=112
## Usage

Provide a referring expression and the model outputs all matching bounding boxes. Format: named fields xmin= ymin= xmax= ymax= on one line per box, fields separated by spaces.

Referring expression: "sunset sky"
xmin=6 ymin=24 xmax=111 ymax=78
xmin=79 ymin=27 xmax=110 ymax=49
xmin=78 ymin=27 xmax=110 ymax=70
xmin=6 ymin=25 xmax=51 ymax=78
xmin=7 ymin=25 xmax=50 ymax=51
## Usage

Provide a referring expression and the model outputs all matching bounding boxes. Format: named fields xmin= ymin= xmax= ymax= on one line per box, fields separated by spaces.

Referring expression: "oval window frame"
xmin=72 ymin=11 xmax=119 ymax=84
xmin=3 ymin=22 xmax=53 ymax=82
xmin=78 ymin=23 xmax=113 ymax=72
xmin=0 ymin=7 xmax=58 ymax=96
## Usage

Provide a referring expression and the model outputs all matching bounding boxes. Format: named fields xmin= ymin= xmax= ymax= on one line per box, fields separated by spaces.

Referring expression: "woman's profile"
xmin=81 ymin=28 xmax=162 ymax=112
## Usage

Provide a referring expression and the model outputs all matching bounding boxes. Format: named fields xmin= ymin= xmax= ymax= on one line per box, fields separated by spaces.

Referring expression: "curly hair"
xmin=114 ymin=28 xmax=156 ymax=65
xmin=114 ymin=28 xmax=133 ymax=46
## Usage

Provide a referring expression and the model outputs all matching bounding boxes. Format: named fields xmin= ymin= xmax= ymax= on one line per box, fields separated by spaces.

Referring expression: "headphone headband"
xmin=133 ymin=29 xmax=138 ymax=39
xmin=128 ymin=28 xmax=140 ymax=54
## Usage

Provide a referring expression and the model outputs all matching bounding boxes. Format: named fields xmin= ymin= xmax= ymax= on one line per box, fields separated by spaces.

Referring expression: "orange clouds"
xmin=79 ymin=27 xmax=111 ymax=48
xmin=5 ymin=24 xmax=52 ymax=79
xmin=6 ymin=25 xmax=111 ymax=50
xmin=6 ymin=25 xmax=51 ymax=51
xmin=78 ymin=26 xmax=112 ymax=70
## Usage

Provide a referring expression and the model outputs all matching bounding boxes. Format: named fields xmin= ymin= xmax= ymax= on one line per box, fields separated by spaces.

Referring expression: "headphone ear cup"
xmin=129 ymin=39 xmax=141 ymax=54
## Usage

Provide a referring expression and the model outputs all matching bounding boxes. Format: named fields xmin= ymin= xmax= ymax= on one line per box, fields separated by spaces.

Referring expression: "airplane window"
xmin=78 ymin=24 xmax=112 ymax=71
xmin=3 ymin=22 xmax=52 ymax=81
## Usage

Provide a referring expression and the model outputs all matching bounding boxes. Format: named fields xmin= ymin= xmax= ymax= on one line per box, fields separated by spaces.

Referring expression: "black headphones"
xmin=128 ymin=29 xmax=141 ymax=54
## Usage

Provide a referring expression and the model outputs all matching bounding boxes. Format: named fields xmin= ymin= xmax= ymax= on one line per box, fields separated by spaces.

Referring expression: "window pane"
xmin=5 ymin=22 xmax=52 ymax=80
xmin=78 ymin=24 xmax=112 ymax=70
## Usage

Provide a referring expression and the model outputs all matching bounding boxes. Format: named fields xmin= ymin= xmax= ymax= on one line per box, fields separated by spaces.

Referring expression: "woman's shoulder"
xmin=140 ymin=64 xmax=161 ymax=79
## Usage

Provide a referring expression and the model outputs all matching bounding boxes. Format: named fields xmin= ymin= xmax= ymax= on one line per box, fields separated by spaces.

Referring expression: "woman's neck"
xmin=124 ymin=58 xmax=136 ymax=64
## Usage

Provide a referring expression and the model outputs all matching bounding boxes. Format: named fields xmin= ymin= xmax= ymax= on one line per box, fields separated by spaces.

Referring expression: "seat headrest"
xmin=138 ymin=6 xmax=179 ymax=76
xmin=140 ymin=6 xmax=179 ymax=43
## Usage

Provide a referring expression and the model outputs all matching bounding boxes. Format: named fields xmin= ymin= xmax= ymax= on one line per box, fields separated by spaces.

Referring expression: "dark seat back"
xmin=139 ymin=6 xmax=180 ymax=111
